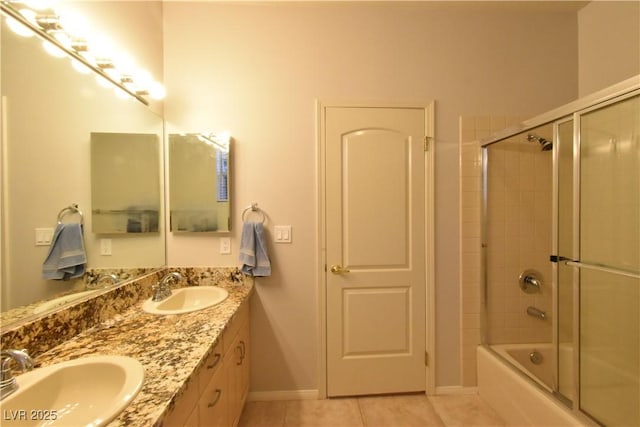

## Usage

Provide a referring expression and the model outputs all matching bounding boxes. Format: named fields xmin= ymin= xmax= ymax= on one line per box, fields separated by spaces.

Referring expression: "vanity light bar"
xmin=0 ymin=1 xmax=157 ymax=106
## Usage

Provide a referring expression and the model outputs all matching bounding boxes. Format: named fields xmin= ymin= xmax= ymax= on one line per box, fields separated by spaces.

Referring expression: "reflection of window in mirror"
xmin=169 ymin=133 xmax=231 ymax=233
xmin=91 ymin=132 xmax=161 ymax=234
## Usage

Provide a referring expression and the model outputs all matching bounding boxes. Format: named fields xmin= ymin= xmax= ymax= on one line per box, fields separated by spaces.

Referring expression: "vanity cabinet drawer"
xmin=198 ymin=358 xmax=228 ymax=427
xmin=199 ymin=339 xmax=224 ymax=395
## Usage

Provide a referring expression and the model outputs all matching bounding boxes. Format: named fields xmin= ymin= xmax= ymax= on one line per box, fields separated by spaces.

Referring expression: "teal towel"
xmin=239 ymin=222 xmax=271 ymax=277
xmin=42 ymin=223 xmax=87 ymax=280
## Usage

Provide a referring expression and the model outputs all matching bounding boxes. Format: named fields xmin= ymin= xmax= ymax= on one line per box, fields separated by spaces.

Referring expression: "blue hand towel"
xmin=42 ymin=223 xmax=87 ymax=280
xmin=239 ymin=222 xmax=271 ymax=277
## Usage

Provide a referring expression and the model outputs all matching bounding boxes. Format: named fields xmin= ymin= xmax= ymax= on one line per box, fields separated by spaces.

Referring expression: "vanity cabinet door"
xmin=198 ymin=358 xmax=228 ymax=427
xmin=226 ymin=316 xmax=250 ymax=427
xmin=163 ymin=374 xmax=200 ymax=427
xmin=237 ymin=320 xmax=250 ymax=411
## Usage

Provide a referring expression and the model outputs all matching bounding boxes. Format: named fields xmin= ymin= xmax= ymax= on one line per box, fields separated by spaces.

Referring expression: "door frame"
xmin=316 ymin=99 xmax=436 ymax=398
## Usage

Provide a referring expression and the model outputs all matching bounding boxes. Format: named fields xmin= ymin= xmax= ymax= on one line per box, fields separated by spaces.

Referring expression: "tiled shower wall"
xmin=460 ymin=115 xmax=553 ymax=387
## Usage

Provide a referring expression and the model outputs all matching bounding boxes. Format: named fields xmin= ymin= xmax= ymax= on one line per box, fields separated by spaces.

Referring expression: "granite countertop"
xmin=32 ymin=280 xmax=254 ymax=427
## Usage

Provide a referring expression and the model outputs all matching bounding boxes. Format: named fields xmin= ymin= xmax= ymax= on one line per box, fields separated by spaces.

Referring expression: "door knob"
xmin=330 ymin=265 xmax=350 ymax=274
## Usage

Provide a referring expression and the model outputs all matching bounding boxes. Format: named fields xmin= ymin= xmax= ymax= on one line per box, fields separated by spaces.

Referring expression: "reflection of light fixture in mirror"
xmin=0 ymin=1 xmax=165 ymax=105
xmin=5 ymin=13 xmax=34 ymax=37
xmin=42 ymin=39 xmax=65 ymax=57
xmin=70 ymin=58 xmax=90 ymax=74
xmin=197 ymin=132 xmax=231 ymax=153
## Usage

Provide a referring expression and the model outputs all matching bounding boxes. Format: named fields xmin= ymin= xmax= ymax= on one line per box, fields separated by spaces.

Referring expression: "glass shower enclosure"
xmin=482 ymin=88 xmax=639 ymax=426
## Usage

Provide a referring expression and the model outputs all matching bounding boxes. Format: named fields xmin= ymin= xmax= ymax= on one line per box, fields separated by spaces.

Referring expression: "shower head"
xmin=527 ymin=134 xmax=553 ymax=151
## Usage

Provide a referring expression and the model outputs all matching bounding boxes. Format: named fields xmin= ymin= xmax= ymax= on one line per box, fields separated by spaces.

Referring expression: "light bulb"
xmin=42 ymin=40 xmax=66 ymax=57
xmin=132 ymin=69 xmax=152 ymax=93
xmin=95 ymin=74 xmax=111 ymax=88
xmin=88 ymin=33 xmax=115 ymax=59
xmin=23 ymin=0 xmax=57 ymax=10
xmin=56 ymin=9 xmax=89 ymax=38
xmin=113 ymin=52 xmax=136 ymax=76
xmin=6 ymin=15 xmax=34 ymax=37
xmin=148 ymin=81 xmax=166 ymax=100
xmin=71 ymin=59 xmax=91 ymax=74
xmin=114 ymin=86 xmax=130 ymax=100
xmin=103 ymin=67 xmax=121 ymax=82
xmin=52 ymin=31 xmax=72 ymax=48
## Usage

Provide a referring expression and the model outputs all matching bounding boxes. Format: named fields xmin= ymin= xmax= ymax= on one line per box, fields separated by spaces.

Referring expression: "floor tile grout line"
xmin=356 ymin=397 xmax=367 ymax=427
xmin=282 ymin=400 xmax=290 ymax=427
xmin=425 ymin=395 xmax=448 ymax=426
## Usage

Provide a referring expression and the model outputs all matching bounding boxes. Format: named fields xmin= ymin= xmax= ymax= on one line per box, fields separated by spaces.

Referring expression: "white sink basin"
xmin=142 ymin=286 xmax=229 ymax=315
xmin=0 ymin=355 xmax=144 ymax=426
xmin=33 ymin=290 xmax=97 ymax=314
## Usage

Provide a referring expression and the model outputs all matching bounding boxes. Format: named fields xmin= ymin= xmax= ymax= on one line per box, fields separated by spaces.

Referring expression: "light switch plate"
xmin=35 ymin=228 xmax=54 ymax=246
xmin=274 ymin=225 xmax=292 ymax=243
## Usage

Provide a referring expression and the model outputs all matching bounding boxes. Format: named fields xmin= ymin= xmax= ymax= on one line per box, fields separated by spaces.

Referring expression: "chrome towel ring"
xmin=241 ymin=202 xmax=266 ymax=224
xmin=57 ymin=203 xmax=84 ymax=225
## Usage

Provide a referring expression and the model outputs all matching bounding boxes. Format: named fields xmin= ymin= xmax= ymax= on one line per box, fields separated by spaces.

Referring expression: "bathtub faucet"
xmin=526 ymin=306 xmax=546 ymax=320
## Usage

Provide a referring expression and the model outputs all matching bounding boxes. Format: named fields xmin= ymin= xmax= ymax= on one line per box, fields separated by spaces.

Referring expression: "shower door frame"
xmin=480 ymin=76 xmax=640 ymax=427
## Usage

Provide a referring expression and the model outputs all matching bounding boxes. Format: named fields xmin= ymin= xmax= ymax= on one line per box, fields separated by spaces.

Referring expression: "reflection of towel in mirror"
xmin=239 ymin=222 xmax=271 ymax=277
xmin=42 ymin=223 xmax=87 ymax=280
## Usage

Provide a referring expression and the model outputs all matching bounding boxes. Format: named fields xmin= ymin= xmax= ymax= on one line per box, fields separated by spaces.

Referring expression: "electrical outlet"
xmin=100 ymin=238 xmax=112 ymax=256
xmin=220 ymin=237 xmax=231 ymax=254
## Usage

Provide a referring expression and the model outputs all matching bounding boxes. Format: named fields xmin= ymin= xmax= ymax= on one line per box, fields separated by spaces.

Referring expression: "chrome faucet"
xmin=97 ymin=273 xmax=119 ymax=288
xmin=86 ymin=273 xmax=119 ymax=290
xmin=152 ymin=272 xmax=183 ymax=302
xmin=1 ymin=349 xmax=34 ymax=400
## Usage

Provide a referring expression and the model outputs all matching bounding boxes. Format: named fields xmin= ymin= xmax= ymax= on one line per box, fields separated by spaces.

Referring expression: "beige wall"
xmin=163 ymin=2 xmax=579 ymax=391
xmin=578 ymin=1 xmax=640 ymax=97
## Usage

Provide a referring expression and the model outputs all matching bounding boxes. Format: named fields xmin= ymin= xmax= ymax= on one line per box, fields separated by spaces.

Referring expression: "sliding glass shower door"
xmin=575 ymin=94 xmax=640 ymax=426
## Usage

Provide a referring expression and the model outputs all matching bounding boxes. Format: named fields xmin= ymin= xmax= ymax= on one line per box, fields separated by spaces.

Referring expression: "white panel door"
xmin=325 ymin=106 xmax=426 ymax=396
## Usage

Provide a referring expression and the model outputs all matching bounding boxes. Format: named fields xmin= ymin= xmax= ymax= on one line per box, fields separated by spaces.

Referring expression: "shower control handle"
xmin=519 ymin=270 xmax=542 ymax=293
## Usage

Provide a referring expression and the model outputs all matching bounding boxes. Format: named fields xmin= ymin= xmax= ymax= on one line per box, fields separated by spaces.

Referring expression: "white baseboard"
xmin=247 ymin=389 xmax=320 ymax=402
xmin=434 ymin=386 xmax=478 ymax=395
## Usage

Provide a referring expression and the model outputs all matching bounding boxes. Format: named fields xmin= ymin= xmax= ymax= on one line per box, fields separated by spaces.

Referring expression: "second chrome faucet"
xmin=152 ymin=272 xmax=183 ymax=302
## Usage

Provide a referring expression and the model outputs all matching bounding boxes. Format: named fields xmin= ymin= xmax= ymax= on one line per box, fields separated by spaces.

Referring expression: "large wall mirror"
xmin=91 ymin=132 xmax=161 ymax=234
xmin=0 ymin=13 xmax=165 ymax=326
xmin=169 ymin=133 xmax=231 ymax=233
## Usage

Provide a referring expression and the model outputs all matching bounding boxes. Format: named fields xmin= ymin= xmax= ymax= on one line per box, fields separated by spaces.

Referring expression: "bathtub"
xmin=491 ymin=342 xmax=574 ymax=400
xmin=477 ymin=345 xmax=585 ymax=426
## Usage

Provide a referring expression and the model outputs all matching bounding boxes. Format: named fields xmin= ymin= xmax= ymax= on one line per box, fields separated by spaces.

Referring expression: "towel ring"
xmin=242 ymin=203 xmax=266 ymax=224
xmin=57 ymin=204 xmax=84 ymax=225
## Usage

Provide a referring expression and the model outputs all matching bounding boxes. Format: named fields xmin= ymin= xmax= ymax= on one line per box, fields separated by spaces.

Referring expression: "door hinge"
xmin=424 ymin=351 xmax=429 ymax=366
xmin=423 ymin=136 xmax=432 ymax=152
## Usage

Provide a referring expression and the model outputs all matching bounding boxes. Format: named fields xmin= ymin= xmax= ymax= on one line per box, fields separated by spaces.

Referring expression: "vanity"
xmin=0 ymin=268 xmax=253 ymax=427
xmin=163 ymin=299 xmax=250 ymax=427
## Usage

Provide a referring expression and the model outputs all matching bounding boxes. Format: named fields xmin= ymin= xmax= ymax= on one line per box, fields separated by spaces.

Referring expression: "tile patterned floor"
xmin=239 ymin=393 xmax=505 ymax=427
